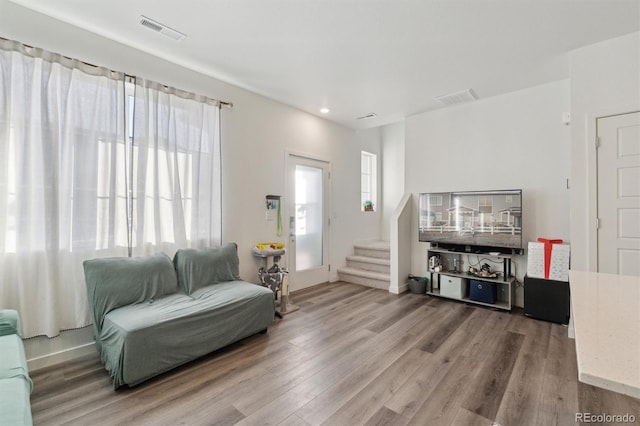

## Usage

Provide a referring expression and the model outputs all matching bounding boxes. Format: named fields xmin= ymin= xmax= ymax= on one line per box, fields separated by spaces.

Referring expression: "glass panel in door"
xmin=295 ymin=164 xmax=323 ymax=271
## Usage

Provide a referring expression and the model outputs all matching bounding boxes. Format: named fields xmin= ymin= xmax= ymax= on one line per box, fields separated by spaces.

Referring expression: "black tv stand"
xmin=426 ymin=247 xmax=515 ymax=310
xmin=431 ymin=243 xmax=524 ymax=256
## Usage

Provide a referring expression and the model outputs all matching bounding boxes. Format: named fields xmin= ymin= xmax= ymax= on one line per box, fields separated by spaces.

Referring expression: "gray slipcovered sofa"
xmin=0 ymin=309 xmax=33 ymax=425
xmin=83 ymin=243 xmax=275 ymax=389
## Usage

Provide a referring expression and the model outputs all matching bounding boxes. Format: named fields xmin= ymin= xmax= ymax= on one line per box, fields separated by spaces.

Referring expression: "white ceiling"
xmin=6 ymin=0 xmax=640 ymax=129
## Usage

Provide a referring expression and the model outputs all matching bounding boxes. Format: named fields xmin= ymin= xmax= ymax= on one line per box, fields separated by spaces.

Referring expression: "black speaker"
xmin=524 ymin=275 xmax=570 ymax=324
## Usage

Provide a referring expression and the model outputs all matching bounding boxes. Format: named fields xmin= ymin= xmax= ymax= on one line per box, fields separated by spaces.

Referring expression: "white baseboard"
xmin=27 ymin=342 xmax=96 ymax=372
xmin=568 ymin=315 xmax=575 ymax=339
xmin=389 ymin=282 xmax=409 ymax=294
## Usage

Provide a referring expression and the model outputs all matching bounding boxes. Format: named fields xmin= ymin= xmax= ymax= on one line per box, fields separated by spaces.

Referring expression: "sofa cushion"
xmin=174 ymin=243 xmax=241 ymax=294
xmin=83 ymin=253 xmax=179 ymax=336
xmin=100 ymin=281 xmax=274 ymax=387
xmin=0 ymin=333 xmax=32 ymax=393
xmin=0 ymin=377 xmax=32 ymax=426
xmin=0 ymin=309 xmax=21 ymax=337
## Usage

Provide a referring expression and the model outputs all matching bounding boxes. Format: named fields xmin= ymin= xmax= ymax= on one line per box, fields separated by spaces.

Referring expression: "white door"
xmin=597 ymin=111 xmax=640 ymax=276
xmin=287 ymin=154 xmax=330 ymax=290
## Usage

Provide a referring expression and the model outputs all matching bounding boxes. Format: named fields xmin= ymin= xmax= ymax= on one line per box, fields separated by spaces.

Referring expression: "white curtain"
xmin=0 ymin=40 xmax=128 ymax=338
xmin=0 ymin=42 xmax=223 ymax=338
xmin=131 ymin=78 xmax=222 ymax=255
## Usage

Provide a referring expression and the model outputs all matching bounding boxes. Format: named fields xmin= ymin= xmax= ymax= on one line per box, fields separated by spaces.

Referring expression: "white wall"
xmin=390 ymin=194 xmax=413 ymax=294
xmin=334 ymin=127 xmax=383 ymax=264
xmin=569 ymin=32 xmax=640 ymax=271
xmin=0 ymin=1 xmax=381 ymax=366
xmin=404 ymin=80 xmax=571 ymax=307
xmin=381 ymin=121 xmax=405 ymax=240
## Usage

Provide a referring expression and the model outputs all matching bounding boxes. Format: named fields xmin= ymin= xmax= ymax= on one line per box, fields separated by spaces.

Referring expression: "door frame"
xmin=285 ymin=150 xmax=331 ymax=290
xmin=587 ymin=106 xmax=640 ymax=271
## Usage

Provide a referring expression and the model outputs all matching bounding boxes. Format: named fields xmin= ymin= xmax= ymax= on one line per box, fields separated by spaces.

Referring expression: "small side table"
xmin=524 ymin=274 xmax=570 ymax=324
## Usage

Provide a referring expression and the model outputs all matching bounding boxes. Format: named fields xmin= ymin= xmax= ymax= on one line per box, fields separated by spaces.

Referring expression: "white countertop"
xmin=569 ymin=270 xmax=640 ymax=398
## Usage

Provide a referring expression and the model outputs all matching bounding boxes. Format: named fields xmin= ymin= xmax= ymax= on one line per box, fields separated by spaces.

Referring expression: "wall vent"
xmin=356 ymin=113 xmax=378 ymax=120
xmin=435 ymin=89 xmax=478 ymax=106
xmin=139 ymin=15 xmax=186 ymax=41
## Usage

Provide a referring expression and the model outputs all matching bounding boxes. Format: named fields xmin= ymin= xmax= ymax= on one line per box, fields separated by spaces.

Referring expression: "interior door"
xmin=287 ymin=154 xmax=330 ymax=290
xmin=597 ymin=111 xmax=640 ymax=276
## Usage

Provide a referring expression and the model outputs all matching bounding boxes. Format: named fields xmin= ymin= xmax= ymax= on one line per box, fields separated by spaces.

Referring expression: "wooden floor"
xmin=31 ymin=282 xmax=640 ymax=426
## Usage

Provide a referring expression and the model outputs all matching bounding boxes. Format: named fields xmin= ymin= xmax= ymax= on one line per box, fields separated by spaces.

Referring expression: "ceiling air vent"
xmin=356 ymin=113 xmax=378 ymax=120
xmin=435 ymin=89 xmax=478 ymax=106
xmin=139 ymin=15 xmax=186 ymax=41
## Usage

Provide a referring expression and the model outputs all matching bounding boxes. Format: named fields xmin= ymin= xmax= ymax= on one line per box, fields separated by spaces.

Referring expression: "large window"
xmin=130 ymin=79 xmax=221 ymax=254
xmin=361 ymin=151 xmax=377 ymax=212
xmin=0 ymin=40 xmax=222 ymax=338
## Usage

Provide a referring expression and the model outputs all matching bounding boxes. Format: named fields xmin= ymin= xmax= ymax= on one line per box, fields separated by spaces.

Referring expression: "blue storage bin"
xmin=469 ymin=279 xmax=497 ymax=304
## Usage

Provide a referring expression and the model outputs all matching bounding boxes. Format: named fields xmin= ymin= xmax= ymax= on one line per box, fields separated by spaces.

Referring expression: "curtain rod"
xmin=1 ymin=36 xmax=233 ymax=109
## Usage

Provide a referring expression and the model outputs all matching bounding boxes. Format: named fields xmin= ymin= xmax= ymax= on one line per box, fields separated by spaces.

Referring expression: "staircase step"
xmin=337 ymin=266 xmax=390 ymax=291
xmin=346 ymin=255 xmax=390 ymax=273
xmin=353 ymin=241 xmax=390 ymax=260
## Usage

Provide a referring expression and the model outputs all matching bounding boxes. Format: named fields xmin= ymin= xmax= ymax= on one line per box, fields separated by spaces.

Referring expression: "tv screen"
xmin=419 ymin=189 xmax=523 ymax=254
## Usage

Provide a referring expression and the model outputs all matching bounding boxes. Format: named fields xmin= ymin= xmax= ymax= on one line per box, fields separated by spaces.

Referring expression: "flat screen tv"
xmin=419 ymin=189 xmax=523 ymax=254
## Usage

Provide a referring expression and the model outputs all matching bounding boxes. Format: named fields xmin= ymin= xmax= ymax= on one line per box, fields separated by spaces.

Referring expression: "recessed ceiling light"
xmin=320 ymin=108 xmax=330 ymax=114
